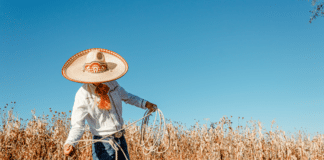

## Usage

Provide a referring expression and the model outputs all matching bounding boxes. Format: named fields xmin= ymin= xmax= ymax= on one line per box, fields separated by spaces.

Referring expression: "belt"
xmin=113 ymin=130 xmax=125 ymax=138
xmin=94 ymin=130 xmax=125 ymax=139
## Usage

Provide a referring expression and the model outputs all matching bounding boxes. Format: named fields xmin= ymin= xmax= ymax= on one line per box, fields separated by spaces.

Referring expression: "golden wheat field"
xmin=0 ymin=103 xmax=323 ymax=160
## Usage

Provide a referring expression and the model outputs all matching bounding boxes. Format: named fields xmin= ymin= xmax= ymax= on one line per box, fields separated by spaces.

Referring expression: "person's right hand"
xmin=64 ymin=144 xmax=74 ymax=156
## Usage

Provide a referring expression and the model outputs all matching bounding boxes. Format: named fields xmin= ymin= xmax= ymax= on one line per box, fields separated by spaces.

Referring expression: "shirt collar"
xmin=90 ymin=82 xmax=112 ymax=91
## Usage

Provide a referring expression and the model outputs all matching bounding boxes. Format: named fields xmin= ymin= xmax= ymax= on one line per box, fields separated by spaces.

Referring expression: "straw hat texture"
xmin=62 ymin=48 xmax=128 ymax=83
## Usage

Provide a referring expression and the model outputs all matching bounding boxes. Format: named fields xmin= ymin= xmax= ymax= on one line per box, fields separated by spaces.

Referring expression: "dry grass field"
xmin=0 ymin=103 xmax=323 ymax=160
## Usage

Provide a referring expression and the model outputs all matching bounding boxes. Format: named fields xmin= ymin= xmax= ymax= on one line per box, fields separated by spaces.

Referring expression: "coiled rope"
xmin=67 ymin=108 xmax=170 ymax=160
xmin=140 ymin=108 xmax=170 ymax=155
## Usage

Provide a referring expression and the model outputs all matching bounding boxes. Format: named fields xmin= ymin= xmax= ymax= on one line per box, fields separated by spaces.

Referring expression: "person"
xmin=61 ymin=48 xmax=157 ymax=160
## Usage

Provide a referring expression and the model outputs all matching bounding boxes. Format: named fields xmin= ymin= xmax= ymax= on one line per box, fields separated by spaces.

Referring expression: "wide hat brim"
xmin=62 ymin=48 xmax=128 ymax=83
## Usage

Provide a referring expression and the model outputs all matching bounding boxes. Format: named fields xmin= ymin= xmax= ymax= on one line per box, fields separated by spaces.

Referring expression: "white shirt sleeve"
xmin=117 ymin=86 xmax=148 ymax=109
xmin=64 ymin=86 xmax=89 ymax=147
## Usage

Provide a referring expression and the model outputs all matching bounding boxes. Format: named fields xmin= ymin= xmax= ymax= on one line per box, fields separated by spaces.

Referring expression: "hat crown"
xmin=85 ymin=50 xmax=106 ymax=63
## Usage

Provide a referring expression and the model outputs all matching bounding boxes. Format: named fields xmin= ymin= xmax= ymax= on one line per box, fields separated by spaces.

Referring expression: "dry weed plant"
xmin=0 ymin=102 xmax=323 ymax=160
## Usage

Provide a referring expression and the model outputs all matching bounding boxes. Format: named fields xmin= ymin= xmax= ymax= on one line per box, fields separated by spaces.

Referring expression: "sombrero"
xmin=62 ymin=48 xmax=128 ymax=83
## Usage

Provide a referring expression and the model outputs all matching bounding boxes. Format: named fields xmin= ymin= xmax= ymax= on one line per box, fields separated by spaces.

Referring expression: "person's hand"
xmin=146 ymin=101 xmax=157 ymax=113
xmin=64 ymin=144 xmax=74 ymax=156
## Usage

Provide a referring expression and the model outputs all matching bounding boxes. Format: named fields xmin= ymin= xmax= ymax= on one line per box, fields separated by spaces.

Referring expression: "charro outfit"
xmin=62 ymin=48 xmax=150 ymax=160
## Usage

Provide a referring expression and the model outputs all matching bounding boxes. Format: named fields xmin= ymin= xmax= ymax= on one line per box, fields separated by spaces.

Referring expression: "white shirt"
xmin=64 ymin=80 xmax=147 ymax=147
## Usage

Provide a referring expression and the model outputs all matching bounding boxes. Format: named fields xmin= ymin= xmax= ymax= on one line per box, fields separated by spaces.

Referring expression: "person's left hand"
xmin=146 ymin=101 xmax=157 ymax=113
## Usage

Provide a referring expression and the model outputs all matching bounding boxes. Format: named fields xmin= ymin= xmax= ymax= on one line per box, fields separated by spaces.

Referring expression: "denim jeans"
xmin=92 ymin=135 xmax=130 ymax=160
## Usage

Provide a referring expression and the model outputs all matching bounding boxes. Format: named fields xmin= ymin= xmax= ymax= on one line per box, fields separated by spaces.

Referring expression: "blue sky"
xmin=1 ymin=0 xmax=324 ymax=137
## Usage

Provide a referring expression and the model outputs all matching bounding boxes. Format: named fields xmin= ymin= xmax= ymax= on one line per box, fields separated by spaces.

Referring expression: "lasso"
xmin=67 ymin=108 xmax=170 ymax=160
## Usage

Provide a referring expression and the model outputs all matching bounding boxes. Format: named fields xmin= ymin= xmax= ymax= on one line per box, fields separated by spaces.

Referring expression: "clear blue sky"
xmin=1 ymin=0 xmax=324 ymax=137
